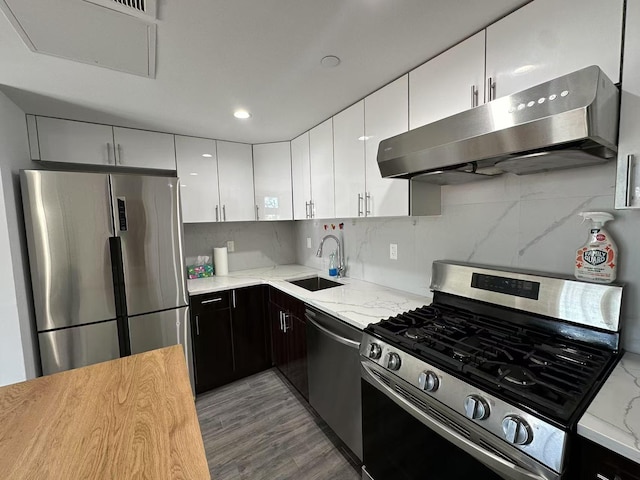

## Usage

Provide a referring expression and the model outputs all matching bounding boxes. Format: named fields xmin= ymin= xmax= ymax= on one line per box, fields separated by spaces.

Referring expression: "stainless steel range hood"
xmin=378 ymin=66 xmax=619 ymax=184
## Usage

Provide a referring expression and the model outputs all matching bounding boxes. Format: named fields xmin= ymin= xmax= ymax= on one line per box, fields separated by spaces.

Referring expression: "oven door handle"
xmin=361 ymin=362 xmax=551 ymax=480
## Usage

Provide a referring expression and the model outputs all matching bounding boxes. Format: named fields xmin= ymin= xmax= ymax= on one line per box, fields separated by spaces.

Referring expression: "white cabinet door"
xmin=253 ymin=142 xmax=293 ymax=220
xmin=410 ymin=31 xmax=485 ymax=129
xmin=291 ymin=132 xmax=312 ymax=220
xmin=113 ymin=127 xmax=176 ymax=170
xmin=616 ymin=0 xmax=640 ymax=209
xmin=334 ymin=100 xmax=366 ymax=218
xmin=486 ymin=0 xmax=623 ymax=100
xmin=36 ymin=117 xmax=115 ymax=165
xmin=364 ymin=75 xmax=409 ymax=217
xmin=217 ymin=141 xmax=255 ymax=222
xmin=175 ymin=136 xmax=220 ymax=223
xmin=309 ymin=118 xmax=335 ymax=219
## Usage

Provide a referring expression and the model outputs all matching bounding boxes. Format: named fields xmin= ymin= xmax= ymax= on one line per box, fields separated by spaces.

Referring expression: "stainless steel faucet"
xmin=316 ymin=234 xmax=345 ymax=278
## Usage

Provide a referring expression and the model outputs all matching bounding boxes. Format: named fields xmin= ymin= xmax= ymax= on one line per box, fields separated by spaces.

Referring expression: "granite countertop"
xmin=0 ymin=346 xmax=210 ymax=479
xmin=187 ymin=264 xmax=430 ymax=330
xmin=578 ymin=352 xmax=640 ymax=464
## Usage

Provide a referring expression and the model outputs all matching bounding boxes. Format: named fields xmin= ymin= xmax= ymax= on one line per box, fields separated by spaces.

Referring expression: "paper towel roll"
xmin=213 ymin=247 xmax=229 ymax=276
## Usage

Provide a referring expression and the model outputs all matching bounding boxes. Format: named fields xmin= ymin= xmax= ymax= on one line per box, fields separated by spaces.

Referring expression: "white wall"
xmin=0 ymin=93 xmax=36 ymax=385
xmin=0 ymin=90 xmax=36 ymax=385
xmin=295 ymin=162 xmax=640 ymax=354
xmin=0 ymin=169 xmax=26 ymax=385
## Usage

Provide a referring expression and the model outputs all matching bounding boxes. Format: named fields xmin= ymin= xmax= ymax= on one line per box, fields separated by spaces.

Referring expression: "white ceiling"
xmin=0 ymin=0 xmax=530 ymax=144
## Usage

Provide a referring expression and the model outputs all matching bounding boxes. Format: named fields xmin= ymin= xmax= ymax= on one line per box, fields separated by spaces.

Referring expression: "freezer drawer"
xmin=110 ymin=175 xmax=188 ymax=316
xmin=128 ymin=307 xmax=193 ymax=390
xmin=21 ymin=170 xmax=117 ymax=331
xmin=39 ymin=320 xmax=120 ymax=376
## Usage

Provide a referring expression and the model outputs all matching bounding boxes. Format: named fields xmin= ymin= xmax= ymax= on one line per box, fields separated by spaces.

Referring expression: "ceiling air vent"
xmin=84 ymin=0 xmax=157 ymax=19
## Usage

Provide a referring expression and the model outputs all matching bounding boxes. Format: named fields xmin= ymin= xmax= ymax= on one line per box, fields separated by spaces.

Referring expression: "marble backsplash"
xmin=294 ymin=162 xmax=640 ymax=354
xmin=183 ymin=221 xmax=296 ymax=272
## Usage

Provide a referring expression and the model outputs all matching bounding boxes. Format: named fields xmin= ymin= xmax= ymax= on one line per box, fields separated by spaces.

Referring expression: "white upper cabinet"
xmin=31 ymin=116 xmax=177 ymax=170
xmin=291 ymin=132 xmax=312 ymax=220
xmin=486 ymin=0 xmax=623 ymax=100
xmin=253 ymin=142 xmax=293 ymax=220
xmin=216 ymin=141 xmax=256 ymax=222
xmin=35 ymin=117 xmax=115 ymax=165
xmin=334 ymin=100 xmax=366 ymax=218
xmin=364 ymin=75 xmax=409 ymax=217
xmin=410 ymin=31 xmax=485 ymax=129
xmin=616 ymin=0 xmax=640 ymax=209
xmin=175 ymin=136 xmax=220 ymax=223
xmin=309 ymin=118 xmax=335 ymax=219
xmin=113 ymin=127 xmax=176 ymax=170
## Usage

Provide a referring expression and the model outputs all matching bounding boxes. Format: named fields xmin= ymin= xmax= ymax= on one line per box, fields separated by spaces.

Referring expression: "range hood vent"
xmin=378 ymin=66 xmax=619 ymax=185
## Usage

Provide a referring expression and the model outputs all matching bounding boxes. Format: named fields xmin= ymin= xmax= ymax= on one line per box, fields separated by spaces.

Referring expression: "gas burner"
xmin=452 ymin=336 xmax=482 ymax=361
xmin=529 ymin=355 xmax=549 ymax=366
xmin=405 ymin=328 xmax=421 ymax=340
xmin=539 ymin=344 xmax=591 ymax=366
xmin=498 ymin=365 xmax=537 ymax=386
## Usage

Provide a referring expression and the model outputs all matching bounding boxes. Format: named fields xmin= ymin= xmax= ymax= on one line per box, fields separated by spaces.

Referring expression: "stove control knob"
xmin=418 ymin=371 xmax=439 ymax=392
xmin=385 ymin=352 xmax=401 ymax=371
xmin=463 ymin=395 xmax=490 ymax=420
xmin=502 ymin=415 xmax=532 ymax=445
xmin=368 ymin=343 xmax=382 ymax=360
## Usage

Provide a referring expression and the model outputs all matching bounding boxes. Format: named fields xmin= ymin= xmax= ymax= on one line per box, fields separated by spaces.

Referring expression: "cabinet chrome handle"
xmin=106 ymin=143 xmax=113 ymax=164
xmin=283 ymin=312 xmax=289 ymax=333
xmin=487 ymin=77 xmax=495 ymax=102
xmin=357 ymin=193 xmax=363 ymax=217
xmin=223 ymin=204 xmax=227 ymax=221
xmin=471 ymin=85 xmax=478 ymax=107
xmin=255 ymin=205 xmax=259 ymax=221
xmin=117 ymin=143 xmax=123 ymax=165
xmin=232 ymin=290 xmax=236 ymax=308
xmin=201 ymin=297 xmax=222 ymax=304
xmin=279 ymin=311 xmax=284 ymax=331
xmin=365 ymin=192 xmax=372 ymax=216
xmin=305 ymin=201 xmax=310 ymax=219
xmin=311 ymin=202 xmax=315 ymax=218
xmin=215 ymin=205 xmax=219 ymax=222
xmin=626 ymin=154 xmax=634 ymax=207
xmin=195 ymin=314 xmax=200 ymax=336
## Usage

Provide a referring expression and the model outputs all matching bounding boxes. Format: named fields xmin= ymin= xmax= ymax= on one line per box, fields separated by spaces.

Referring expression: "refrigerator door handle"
xmin=109 ymin=236 xmax=130 ymax=356
xmin=195 ymin=314 xmax=200 ymax=335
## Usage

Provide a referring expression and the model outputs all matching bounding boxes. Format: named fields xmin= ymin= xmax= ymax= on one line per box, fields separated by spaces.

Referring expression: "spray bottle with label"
xmin=574 ymin=212 xmax=618 ymax=284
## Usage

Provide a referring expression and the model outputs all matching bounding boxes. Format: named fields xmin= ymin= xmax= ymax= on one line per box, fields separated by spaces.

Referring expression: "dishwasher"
xmin=305 ymin=306 xmax=363 ymax=461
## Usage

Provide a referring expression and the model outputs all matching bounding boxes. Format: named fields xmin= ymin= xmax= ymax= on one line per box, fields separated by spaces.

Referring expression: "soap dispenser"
xmin=328 ymin=252 xmax=338 ymax=277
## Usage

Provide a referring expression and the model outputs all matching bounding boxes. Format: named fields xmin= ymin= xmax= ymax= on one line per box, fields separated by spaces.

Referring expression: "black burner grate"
xmin=368 ymin=303 xmax=614 ymax=423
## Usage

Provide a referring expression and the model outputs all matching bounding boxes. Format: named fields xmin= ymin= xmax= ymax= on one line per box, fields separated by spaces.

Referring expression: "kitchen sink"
xmin=287 ymin=276 xmax=343 ymax=292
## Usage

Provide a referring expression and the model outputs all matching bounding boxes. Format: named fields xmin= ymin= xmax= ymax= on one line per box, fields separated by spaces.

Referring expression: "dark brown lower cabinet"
xmin=574 ymin=436 xmax=640 ymax=480
xmin=191 ymin=286 xmax=270 ymax=394
xmin=269 ymin=288 xmax=308 ymax=400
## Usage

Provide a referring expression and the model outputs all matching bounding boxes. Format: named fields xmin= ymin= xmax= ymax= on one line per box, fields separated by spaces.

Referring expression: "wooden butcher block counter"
xmin=0 ymin=346 xmax=210 ymax=479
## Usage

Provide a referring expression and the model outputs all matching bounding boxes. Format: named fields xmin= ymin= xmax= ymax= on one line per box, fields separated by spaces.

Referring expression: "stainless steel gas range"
xmin=360 ymin=261 xmax=623 ymax=480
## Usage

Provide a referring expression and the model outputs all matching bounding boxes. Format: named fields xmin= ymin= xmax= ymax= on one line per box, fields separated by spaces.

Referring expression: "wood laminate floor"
xmin=196 ymin=369 xmax=362 ymax=480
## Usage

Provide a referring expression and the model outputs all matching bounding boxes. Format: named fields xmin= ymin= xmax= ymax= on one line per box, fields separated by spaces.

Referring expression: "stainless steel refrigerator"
xmin=21 ymin=170 xmax=192 ymax=387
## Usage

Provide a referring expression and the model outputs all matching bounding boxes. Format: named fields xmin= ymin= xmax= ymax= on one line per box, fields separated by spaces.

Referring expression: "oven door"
xmin=361 ymin=360 xmax=560 ymax=480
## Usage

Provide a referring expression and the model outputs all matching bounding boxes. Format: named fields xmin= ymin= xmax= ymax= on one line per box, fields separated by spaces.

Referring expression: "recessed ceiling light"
xmin=234 ymin=110 xmax=251 ymax=119
xmin=202 ymin=153 xmax=212 ymax=158
xmin=321 ymin=55 xmax=341 ymax=68
xmin=358 ymin=136 xmax=372 ymax=141
xmin=189 ymin=173 xmax=199 ymax=176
